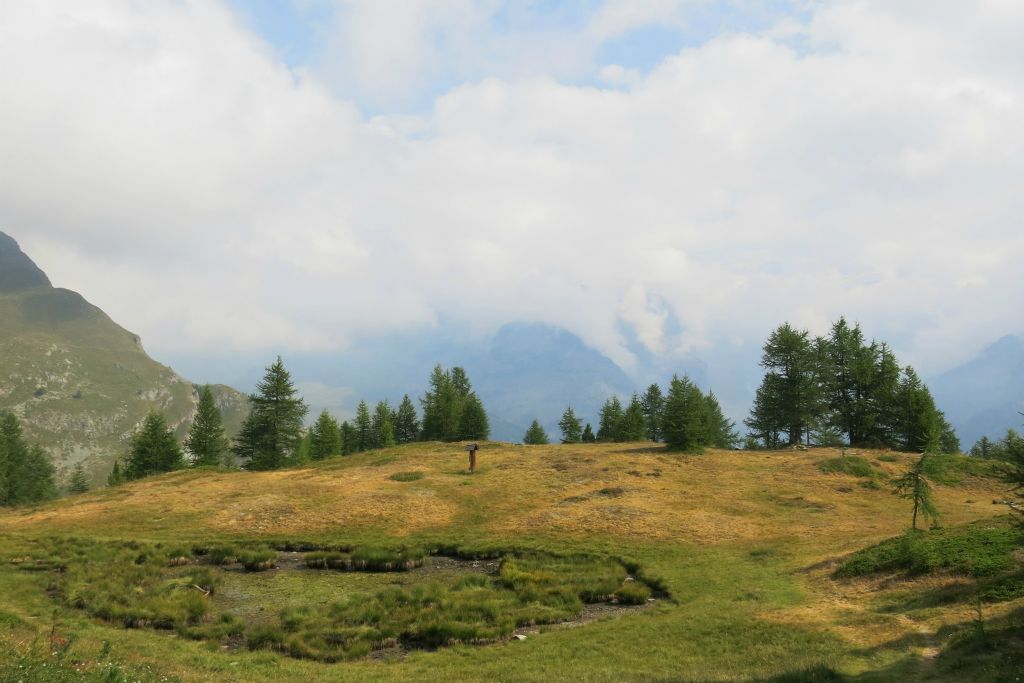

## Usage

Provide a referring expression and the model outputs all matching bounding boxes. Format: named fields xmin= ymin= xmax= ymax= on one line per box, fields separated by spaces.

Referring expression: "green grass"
xmin=920 ymin=455 xmax=1005 ymax=485
xmin=835 ymin=519 xmax=1022 ymax=578
xmin=388 ymin=471 xmax=424 ymax=482
xmin=817 ymin=455 xmax=879 ymax=478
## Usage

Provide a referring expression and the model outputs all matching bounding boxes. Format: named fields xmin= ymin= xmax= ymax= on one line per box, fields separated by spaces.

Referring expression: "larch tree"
xmin=703 ymin=391 xmax=738 ymax=448
xmin=185 ymin=385 xmax=229 ymax=467
xmin=353 ymin=401 xmax=373 ymax=452
xmin=640 ymin=383 xmax=664 ymax=441
xmin=523 ymin=420 xmax=549 ymax=445
xmin=892 ymin=453 xmax=940 ymax=530
xmin=581 ymin=423 xmax=596 ymax=443
xmin=558 ymin=406 xmax=583 ymax=444
xmin=457 ymin=393 xmax=490 ymax=440
xmin=106 ymin=460 xmax=125 ymax=487
xmin=339 ymin=421 xmax=356 ymax=455
xmin=752 ymin=323 xmax=821 ymax=446
xmin=68 ymin=462 xmax=90 ymax=494
xmin=372 ymin=400 xmax=397 ymax=448
xmin=619 ymin=394 xmax=647 ymax=442
xmin=0 ymin=413 xmax=57 ymax=505
xmin=126 ymin=412 xmax=184 ymax=480
xmin=394 ymin=395 xmax=420 ymax=444
xmin=662 ymin=375 xmax=708 ymax=453
xmin=235 ymin=356 xmax=308 ymax=471
xmin=309 ymin=410 xmax=342 ymax=460
xmin=597 ymin=396 xmax=624 ymax=442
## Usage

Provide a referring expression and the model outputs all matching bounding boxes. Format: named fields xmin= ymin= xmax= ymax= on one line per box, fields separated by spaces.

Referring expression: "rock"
xmin=513 ymin=634 xmax=527 ymax=641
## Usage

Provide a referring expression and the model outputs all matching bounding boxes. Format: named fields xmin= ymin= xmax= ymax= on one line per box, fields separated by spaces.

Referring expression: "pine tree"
xmin=619 ymin=394 xmax=647 ymax=441
xmin=744 ymin=378 xmax=784 ymax=449
xmin=235 ymin=356 xmax=308 ymax=471
xmin=394 ymin=395 xmax=420 ymax=444
xmin=971 ymin=436 xmax=994 ymax=459
xmin=662 ymin=375 xmax=708 ymax=452
xmin=309 ymin=410 xmax=342 ymax=460
xmin=581 ymin=423 xmax=596 ymax=443
xmin=126 ymin=412 xmax=184 ymax=480
xmin=372 ymin=401 xmax=396 ymax=448
xmin=892 ymin=453 xmax=940 ymax=530
xmin=523 ymin=420 xmax=549 ymax=445
xmin=68 ymin=462 xmax=90 ymax=494
xmin=640 ymin=383 xmax=664 ymax=441
xmin=420 ymin=365 xmax=458 ymax=441
xmin=558 ymin=406 xmax=582 ymax=444
xmin=106 ymin=460 xmax=125 ymax=487
xmin=354 ymin=401 xmax=373 ymax=452
xmin=704 ymin=391 xmax=738 ymax=448
xmin=340 ymin=421 xmax=356 ymax=455
xmin=185 ymin=385 xmax=229 ymax=467
xmin=597 ymin=397 xmax=624 ymax=442
xmin=458 ymin=394 xmax=490 ymax=440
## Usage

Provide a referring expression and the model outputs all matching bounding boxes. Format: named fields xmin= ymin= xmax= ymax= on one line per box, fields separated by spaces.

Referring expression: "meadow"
xmin=0 ymin=442 xmax=1020 ymax=682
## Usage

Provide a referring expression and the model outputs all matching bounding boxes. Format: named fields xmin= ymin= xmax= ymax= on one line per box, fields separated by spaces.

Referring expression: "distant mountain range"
xmin=4 ymin=229 xmax=1022 ymax=474
xmin=0 ymin=231 xmax=248 ymax=486
xmin=929 ymin=334 xmax=1024 ymax=448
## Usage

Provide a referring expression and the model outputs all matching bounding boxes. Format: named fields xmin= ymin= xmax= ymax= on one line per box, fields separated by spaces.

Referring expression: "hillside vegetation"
xmin=0 ymin=232 xmax=248 ymax=486
xmin=0 ymin=442 xmax=1020 ymax=682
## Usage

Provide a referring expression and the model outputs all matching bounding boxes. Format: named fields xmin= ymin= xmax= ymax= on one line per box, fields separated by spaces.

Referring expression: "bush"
xmin=836 ymin=521 xmax=1022 ymax=578
xmin=979 ymin=571 xmax=1024 ymax=603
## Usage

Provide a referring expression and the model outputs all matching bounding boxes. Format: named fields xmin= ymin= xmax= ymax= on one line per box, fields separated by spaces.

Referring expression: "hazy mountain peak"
xmin=0 ymin=231 xmax=51 ymax=292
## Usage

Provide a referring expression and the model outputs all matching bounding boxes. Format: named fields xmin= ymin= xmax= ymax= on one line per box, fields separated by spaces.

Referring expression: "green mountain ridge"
xmin=0 ymin=231 xmax=248 ymax=486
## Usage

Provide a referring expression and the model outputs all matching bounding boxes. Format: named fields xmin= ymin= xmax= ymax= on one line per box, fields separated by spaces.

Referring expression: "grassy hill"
xmin=0 ymin=231 xmax=247 ymax=486
xmin=0 ymin=442 xmax=1020 ymax=682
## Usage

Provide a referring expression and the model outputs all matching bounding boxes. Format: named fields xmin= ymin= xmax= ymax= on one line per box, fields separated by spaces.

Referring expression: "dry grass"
xmin=0 ymin=444 xmax=1006 ymax=550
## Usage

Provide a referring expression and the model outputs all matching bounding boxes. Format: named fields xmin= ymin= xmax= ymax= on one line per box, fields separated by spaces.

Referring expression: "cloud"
xmin=1 ymin=0 xmax=1022 ymax=377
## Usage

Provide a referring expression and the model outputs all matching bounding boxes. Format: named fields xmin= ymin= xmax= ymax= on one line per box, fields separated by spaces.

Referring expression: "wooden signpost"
xmin=465 ymin=443 xmax=478 ymax=473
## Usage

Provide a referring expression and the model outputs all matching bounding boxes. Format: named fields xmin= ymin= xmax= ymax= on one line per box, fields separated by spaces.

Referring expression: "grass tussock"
xmin=817 ymin=455 xmax=878 ymax=479
xmin=388 ymin=470 xmax=424 ymax=482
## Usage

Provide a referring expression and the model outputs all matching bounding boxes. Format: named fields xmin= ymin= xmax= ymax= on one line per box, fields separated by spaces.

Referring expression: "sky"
xmin=1 ymin=0 xmax=1022 ymax=380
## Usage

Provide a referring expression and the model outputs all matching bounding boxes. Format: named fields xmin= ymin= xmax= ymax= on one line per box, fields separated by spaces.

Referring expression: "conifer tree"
xmin=971 ymin=436 xmax=994 ymax=459
xmin=394 ymin=395 xmax=420 ymax=444
xmin=235 ymin=356 xmax=308 ymax=471
xmin=662 ymin=375 xmax=708 ymax=452
xmin=640 ymin=383 xmax=664 ymax=441
xmin=748 ymin=323 xmax=821 ymax=446
xmin=581 ymin=423 xmax=596 ymax=443
xmin=457 ymin=394 xmax=490 ymax=440
xmin=523 ymin=420 xmax=549 ymax=445
xmin=354 ymin=401 xmax=373 ymax=452
xmin=126 ymin=412 xmax=184 ymax=480
xmin=107 ymin=460 xmax=125 ymax=487
xmin=558 ymin=406 xmax=583 ymax=444
xmin=1004 ymin=423 xmax=1024 ymax=526
xmin=894 ymin=367 xmax=941 ymax=453
xmin=619 ymin=394 xmax=647 ymax=441
xmin=340 ymin=421 xmax=356 ymax=456
xmin=309 ymin=410 xmax=342 ymax=460
xmin=421 ymin=365 xmax=458 ymax=441
xmin=185 ymin=385 xmax=229 ymax=467
xmin=68 ymin=462 xmax=90 ymax=494
xmin=892 ymin=454 xmax=940 ymax=530
xmin=0 ymin=413 xmax=57 ymax=505
xmin=372 ymin=401 xmax=396 ymax=448
xmin=597 ymin=397 xmax=624 ymax=442
xmin=703 ymin=391 xmax=738 ymax=448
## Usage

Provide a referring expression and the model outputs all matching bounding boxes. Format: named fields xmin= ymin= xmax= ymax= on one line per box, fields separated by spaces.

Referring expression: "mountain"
xmin=0 ymin=231 xmax=248 ymax=486
xmin=930 ymin=334 xmax=1024 ymax=448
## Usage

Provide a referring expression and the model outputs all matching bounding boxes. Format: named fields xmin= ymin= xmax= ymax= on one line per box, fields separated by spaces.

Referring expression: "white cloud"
xmin=1 ymin=0 xmax=1023 ymax=376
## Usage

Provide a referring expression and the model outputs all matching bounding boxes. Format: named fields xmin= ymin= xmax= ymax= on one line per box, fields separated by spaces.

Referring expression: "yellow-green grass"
xmin=0 ymin=442 xmax=1020 ymax=682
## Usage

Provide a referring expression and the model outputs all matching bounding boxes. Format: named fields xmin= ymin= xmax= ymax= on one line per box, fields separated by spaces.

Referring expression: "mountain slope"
xmin=930 ymin=334 xmax=1024 ymax=447
xmin=0 ymin=231 xmax=247 ymax=485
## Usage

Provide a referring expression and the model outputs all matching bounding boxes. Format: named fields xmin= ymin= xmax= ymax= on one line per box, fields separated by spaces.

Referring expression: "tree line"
xmin=745 ymin=318 xmax=959 ymax=453
xmin=109 ymin=359 xmax=491 ymax=482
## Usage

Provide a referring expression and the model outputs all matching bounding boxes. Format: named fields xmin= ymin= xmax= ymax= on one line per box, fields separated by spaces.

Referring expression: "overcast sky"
xmin=1 ymin=0 xmax=1022 ymax=375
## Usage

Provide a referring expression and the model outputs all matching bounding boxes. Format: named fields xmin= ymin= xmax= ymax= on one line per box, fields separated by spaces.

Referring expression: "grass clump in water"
xmin=237 ymin=549 xmax=276 ymax=572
